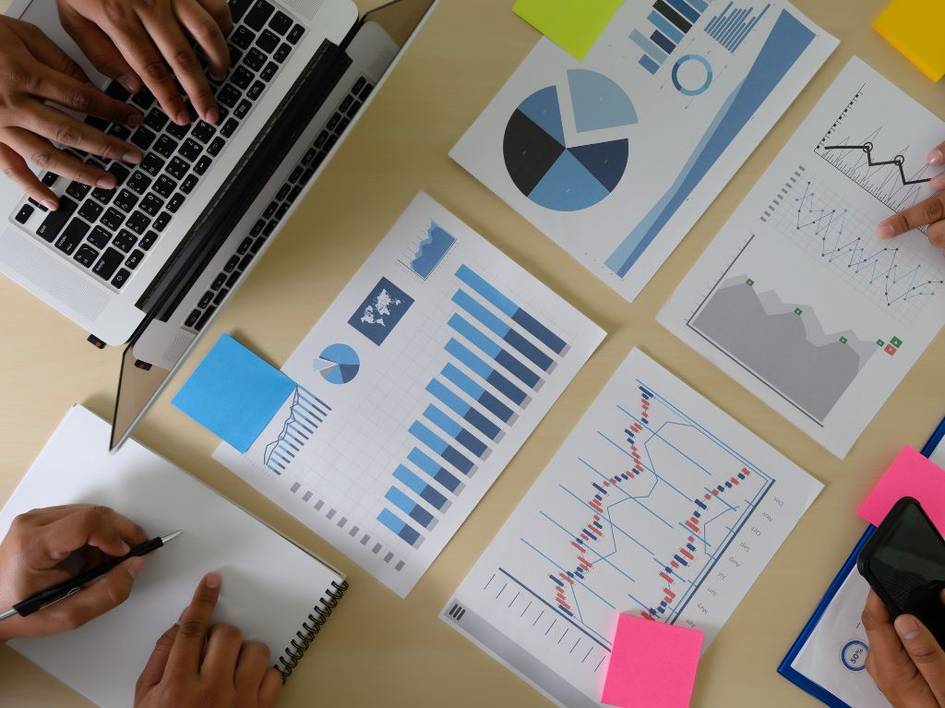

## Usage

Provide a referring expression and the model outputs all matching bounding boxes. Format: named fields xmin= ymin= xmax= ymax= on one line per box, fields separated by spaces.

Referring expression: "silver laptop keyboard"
xmin=9 ymin=0 xmax=305 ymax=292
xmin=183 ymin=75 xmax=375 ymax=332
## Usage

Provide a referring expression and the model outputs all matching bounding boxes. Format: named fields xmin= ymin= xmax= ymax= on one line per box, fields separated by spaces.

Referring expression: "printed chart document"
xmin=215 ymin=193 xmax=605 ymax=597
xmin=442 ymin=349 xmax=822 ymax=707
xmin=658 ymin=58 xmax=945 ymax=458
xmin=451 ymin=1 xmax=836 ymax=301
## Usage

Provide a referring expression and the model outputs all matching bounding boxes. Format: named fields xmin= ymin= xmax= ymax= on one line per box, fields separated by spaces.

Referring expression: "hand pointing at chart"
xmin=875 ymin=140 xmax=945 ymax=246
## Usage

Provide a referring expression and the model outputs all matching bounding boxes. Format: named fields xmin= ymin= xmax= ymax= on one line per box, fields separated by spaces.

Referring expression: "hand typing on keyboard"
xmin=0 ymin=17 xmax=144 ymax=210
xmin=57 ymin=0 xmax=232 ymax=127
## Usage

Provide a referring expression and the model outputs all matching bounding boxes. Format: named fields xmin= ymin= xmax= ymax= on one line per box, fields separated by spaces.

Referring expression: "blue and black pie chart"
xmin=503 ymin=70 xmax=637 ymax=212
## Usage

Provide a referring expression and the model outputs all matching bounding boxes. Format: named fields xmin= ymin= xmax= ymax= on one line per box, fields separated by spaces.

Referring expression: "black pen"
xmin=0 ymin=530 xmax=183 ymax=621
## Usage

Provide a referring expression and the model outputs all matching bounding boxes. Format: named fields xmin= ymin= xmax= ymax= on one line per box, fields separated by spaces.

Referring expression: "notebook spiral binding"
xmin=276 ymin=579 xmax=349 ymax=680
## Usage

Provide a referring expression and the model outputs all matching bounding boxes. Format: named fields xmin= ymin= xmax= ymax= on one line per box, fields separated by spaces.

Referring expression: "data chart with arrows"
xmin=660 ymin=58 xmax=945 ymax=458
xmin=442 ymin=350 xmax=821 ymax=708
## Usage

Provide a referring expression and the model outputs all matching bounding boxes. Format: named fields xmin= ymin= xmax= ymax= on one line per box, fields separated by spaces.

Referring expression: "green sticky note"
xmin=513 ymin=0 xmax=622 ymax=60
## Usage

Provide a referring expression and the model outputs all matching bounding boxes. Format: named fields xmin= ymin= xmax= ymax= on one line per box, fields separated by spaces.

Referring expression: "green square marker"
xmin=746 ymin=278 xmax=754 ymax=286
xmin=794 ymin=308 xmax=803 ymax=316
xmin=840 ymin=336 xmax=848 ymax=344
xmin=877 ymin=339 xmax=885 ymax=347
xmin=891 ymin=337 xmax=903 ymax=348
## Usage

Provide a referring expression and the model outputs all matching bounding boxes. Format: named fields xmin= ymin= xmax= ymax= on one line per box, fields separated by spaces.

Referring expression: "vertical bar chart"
xmin=263 ymin=388 xmax=331 ymax=475
xmin=631 ymin=0 xmax=708 ymax=75
xmin=704 ymin=2 xmax=771 ymax=53
xmin=377 ymin=265 xmax=570 ymax=550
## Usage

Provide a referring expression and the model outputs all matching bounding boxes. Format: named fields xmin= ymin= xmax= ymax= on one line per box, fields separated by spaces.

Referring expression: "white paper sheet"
xmin=214 ymin=193 xmax=605 ymax=596
xmin=1 ymin=407 xmax=344 ymax=708
xmin=659 ymin=58 xmax=945 ymax=459
xmin=451 ymin=2 xmax=836 ymax=302
xmin=441 ymin=349 xmax=822 ymax=706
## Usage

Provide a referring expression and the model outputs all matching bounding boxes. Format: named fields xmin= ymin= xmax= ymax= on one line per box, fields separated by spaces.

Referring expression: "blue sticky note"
xmin=172 ymin=334 xmax=296 ymax=452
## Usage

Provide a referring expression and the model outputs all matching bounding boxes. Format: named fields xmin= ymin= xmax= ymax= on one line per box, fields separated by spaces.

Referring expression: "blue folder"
xmin=777 ymin=416 xmax=945 ymax=707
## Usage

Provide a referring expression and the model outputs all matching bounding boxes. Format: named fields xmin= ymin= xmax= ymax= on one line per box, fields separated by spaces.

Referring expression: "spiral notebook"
xmin=0 ymin=406 xmax=347 ymax=708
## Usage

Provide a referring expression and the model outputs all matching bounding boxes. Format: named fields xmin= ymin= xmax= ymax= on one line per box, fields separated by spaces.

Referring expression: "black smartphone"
xmin=858 ymin=496 xmax=945 ymax=648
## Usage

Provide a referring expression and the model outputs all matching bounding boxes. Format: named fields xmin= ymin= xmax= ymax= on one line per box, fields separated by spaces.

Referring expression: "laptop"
xmin=0 ymin=0 xmax=435 ymax=448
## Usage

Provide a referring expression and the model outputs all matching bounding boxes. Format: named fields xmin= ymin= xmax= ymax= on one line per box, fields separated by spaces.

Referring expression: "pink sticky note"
xmin=858 ymin=446 xmax=945 ymax=534
xmin=601 ymin=614 xmax=703 ymax=708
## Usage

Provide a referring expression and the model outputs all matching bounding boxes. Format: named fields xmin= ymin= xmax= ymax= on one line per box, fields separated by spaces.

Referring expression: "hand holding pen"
xmin=0 ymin=504 xmax=150 ymax=641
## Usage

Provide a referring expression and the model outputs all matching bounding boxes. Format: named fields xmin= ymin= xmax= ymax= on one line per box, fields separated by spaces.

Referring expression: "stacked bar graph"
xmin=704 ymin=2 xmax=771 ymax=53
xmin=263 ymin=388 xmax=332 ymax=475
xmin=376 ymin=264 xmax=570 ymax=550
xmin=631 ymin=0 xmax=709 ymax=75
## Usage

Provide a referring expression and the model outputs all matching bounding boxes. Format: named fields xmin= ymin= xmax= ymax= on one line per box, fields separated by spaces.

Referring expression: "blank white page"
xmin=0 ymin=406 xmax=344 ymax=708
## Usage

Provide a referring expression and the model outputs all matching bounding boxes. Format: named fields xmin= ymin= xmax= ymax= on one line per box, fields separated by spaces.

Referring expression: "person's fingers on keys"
xmin=176 ymin=0 xmax=231 ymax=84
xmin=25 ymin=102 xmax=140 ymax=166
xmin=258 ymin=665 xmax=283 ymax=708
xmin=135 ymin=624 xmax=180 ymax=700
xmin=862 ymin=591 xmax=935 ymax=705
xmin=46 ymin=556 xmax=144 ymax=629
xmin=876 ymin=193 xmax=945 ymax=240
xmin=895 ymin=612 xmax=945 ymax=706
xmin=0 ymin=128 xmax=117 ymax=195
xmin=0 ymin=143 xmax=54 ymax=207
xmin=168 ymin=572 xmax=222 ymax=672
xmin=57 ymin=0 xmax=140 ymax=93
xmin=138 ymin=5 xmax=219 ymax=124
xmin=37 ymin=505 xmax=148 ymax=566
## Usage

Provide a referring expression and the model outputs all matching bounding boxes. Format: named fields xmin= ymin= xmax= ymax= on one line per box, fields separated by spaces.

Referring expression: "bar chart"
xmin=704 ymin=2 xmax=771 ymax=53
xmin=631 ymin=0 xmax=710 ymax=75
xmin=376 ymin=264 xmax=569 ymax=549
xmin=262 ymin=388 xmax=332 ymax=475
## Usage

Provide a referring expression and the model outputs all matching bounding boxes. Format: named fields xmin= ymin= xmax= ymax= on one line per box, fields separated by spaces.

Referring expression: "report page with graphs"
xmin=441 ymin=349 xmax=822 ymax=708
xmin=659 ymin=58 xmax=945 ymax=459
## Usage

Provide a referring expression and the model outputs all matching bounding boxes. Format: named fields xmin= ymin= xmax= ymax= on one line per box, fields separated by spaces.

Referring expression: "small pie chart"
xmin=317 ymin=343 xmax=360 ymax=385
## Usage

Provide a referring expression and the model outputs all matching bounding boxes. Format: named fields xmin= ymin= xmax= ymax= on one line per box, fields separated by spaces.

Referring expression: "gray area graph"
xmin=692 ymin=277 xmax=875 ymax=422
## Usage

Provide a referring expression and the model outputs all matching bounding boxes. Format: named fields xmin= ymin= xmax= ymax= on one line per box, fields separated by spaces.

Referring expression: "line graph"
xmin=262 ymin=388 xmax=331 ymax=475
xmin=814 ymin=84 xmax=939 ymax=213
xmin=767 ymin=167 xmax=945 ymax=324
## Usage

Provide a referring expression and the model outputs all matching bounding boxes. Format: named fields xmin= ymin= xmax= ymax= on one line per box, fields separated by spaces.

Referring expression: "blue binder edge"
xmin=776 ymin=416 xmax=945 ymax=707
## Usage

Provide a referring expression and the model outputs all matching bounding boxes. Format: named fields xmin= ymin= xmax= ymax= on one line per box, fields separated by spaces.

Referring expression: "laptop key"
xmin=36 ymin=196 xmax=78 ymax=241
xmin=87 ymin=225 xmax=111 ymax=249
xmin=54 ymin=219 xmax=89 ymax=255
xmin=286 ymin=24 xmax=304 ymax=44
xmin=218 ymin=84 xmax=241 ymax=108
xmin=244 ymin=0 xmax=274 ymax=30
xmin=207 ymin=137 xmax=225 ymax=156
xmin=125 ymin=249 xmax=145 ymax=269
xmin=66 ymin=181 xmax=90 ymax=200
xmin=105 ymin=80 xmax=130 ymax=102
xmin=166 ymin=121 xmax=189 ymax=140
xmin=108 ymin=124 xmax=131 ymax=140
xmin=224 ymin=254 xmax=240 ymax=272
xmin=140 ymin=153 xmax=165 ymax=176
xmin=127 ymin=211 xmax=149 ymax=234
xmin=144 ymin=109 xmax=169 ymax=132
xmin=78 ymin=200 xmax=103 ymax=222
xmin=198 ymin=290 xmax=213 ymax=308
xmin=255 ymin=29 xmax=278 ymax=53
xmin=247 ymin=80 xmax=264 ymax=100
xmin=153 ymin=175 xmax=176 ymax=198
xmin=154 ymin=135 xmax=177 ymax=158
xmin=114 ymin=189 xmax=139 ymax=212
xmin=154 ymin=212 xmax=171 ymax=232
xmin=273 ymin=42 xmax=290 ymax=62
xmin=130 ymin=126 xmax=156 ymax=150
xmin=139 ymin=231 xmax=158 ymax=250
xmin=179 ymin=138 xmax=202 ymax=162
xmin=195 ymin=305 xmax=217 ymax=331
xmin=181 ymin=175 xmax=198 ymax=194
xmin=195 ymin=156 xmax=212 ymax=175
xmin=92 ymin=248 xmax=120 ymax=278
xmin=237 ymin=237 xmax=252 ymax=254
xmin=14 ymin=203 xmax=35 ymax=223
xmin=131 ymin=89 xmax=155 ymax=111
xmin=232 ymin=66 xmax=253 ymax=89
xmin=167 ymin=156 xmax=189 ymax=180
xmin=352 ymin=77 xmax=366 ymax=95
xmin=111 ymin=268 xmax=131 ymax=288
xmin=113 ymin=229 xmax=137 ymax=253
xmin=74 ymin=244 xmax=99 ymax=268
xmin=167 ymin=193 xmax=184 ymax=213
xmin=226 ymin=269 xmax=241 ymax=288
xmin=185 ymin=308 xmax=201 ymax=328
xmin=127 ymin=171 xmax=152 ymax=194
xmin=140 ymin=193 xmax=164 ymax=216
xmin=244 ymin=47 xmax=266 ymax=71
xmin=360 ymin=83 xmax=374 ymax=100
xmin=41 ymin=171 xmax=60 ymax=187
xmin=192 ymin=121 xmax=215 ymax=143
xmin=231 ymin=26 xmax=255 ymax=50
xmin=213 ymin=287 xmax=229 ymax=305
xmin=211 ymin=272 xmax=226 ymax=290
xmin=260 ymin=61 xmax=277 ymax=82
xmin=234 ymin=99 xmax=251 ymax=119
xmin=269 ymin=10 xmax=291 ymax=34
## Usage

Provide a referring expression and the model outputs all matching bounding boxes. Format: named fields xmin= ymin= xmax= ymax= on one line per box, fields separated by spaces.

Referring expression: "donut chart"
xmin=503 ymin=70 xmax=637 ymax=212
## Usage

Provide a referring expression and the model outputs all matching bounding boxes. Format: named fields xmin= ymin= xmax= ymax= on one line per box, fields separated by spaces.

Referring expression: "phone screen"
xmin=869 ymin=501 xmax=945 ymax=637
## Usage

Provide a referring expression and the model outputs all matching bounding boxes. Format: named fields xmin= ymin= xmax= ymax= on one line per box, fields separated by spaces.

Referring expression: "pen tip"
xmin=162 ymin=530 xmax=184 ymax=544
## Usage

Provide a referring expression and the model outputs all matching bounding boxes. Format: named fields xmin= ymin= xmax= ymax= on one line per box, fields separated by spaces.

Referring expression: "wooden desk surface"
xmin=2 ymin=0 xmax=944 ymax=705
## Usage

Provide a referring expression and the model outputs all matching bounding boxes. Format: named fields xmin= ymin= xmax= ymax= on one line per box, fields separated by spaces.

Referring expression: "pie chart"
xmin=503 ymin=69 xmax=638 ymax=212
xmin=317 ymin=343 xmax=360 ymax=385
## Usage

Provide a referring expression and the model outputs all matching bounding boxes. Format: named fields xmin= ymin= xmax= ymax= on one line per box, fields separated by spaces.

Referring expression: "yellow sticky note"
xmin=874 ymin=0 xmax=945 ymax=81
xmin=513 ymin=0 xmax=623 ymax=61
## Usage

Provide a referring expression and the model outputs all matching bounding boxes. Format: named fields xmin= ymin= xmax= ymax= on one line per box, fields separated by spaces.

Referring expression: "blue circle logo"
xmin=672 ymin=55 xmax=713 ymax=97
xmin=841 ymin=640 xmax=869 ymax=671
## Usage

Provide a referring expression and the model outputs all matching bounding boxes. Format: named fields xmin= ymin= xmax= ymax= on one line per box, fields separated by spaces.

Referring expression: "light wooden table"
xmin=2 ymin=0 xmax=944 ymax=705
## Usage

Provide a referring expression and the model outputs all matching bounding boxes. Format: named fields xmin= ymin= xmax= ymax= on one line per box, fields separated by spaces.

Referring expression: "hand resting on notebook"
xmin=876 ymin=139 xmax=945 ymax=247
xmin=135 ymin=571 xmax=283 ymax=708
xmin=862 ymin=589 xmax=945 ymax=707
xmin=0 ymin=503 xmax=148 ymax=641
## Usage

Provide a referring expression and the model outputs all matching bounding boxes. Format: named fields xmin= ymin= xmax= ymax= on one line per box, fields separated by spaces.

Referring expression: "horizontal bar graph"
xmin=704 ymin=2 xmax=770 ymax=53
xmin=632 ymin=0 xmax=707 ymax=75
xmin=263 ymin=388 xmax=331 ymax=475
xmin=378 ymin=265 xmax=570 ymax=551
